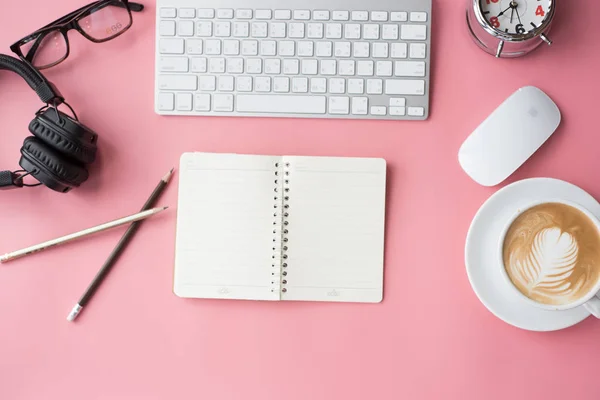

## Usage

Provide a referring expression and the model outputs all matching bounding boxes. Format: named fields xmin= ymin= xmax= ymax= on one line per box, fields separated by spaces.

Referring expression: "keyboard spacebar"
xmin=236 ymin=95 xmax=326 ymax=114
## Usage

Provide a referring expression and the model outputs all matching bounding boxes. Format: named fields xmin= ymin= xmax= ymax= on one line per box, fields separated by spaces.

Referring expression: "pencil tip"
xmin=162 ymin=206 xmax=169 ymax=211
xmin=162 ymin=168 xmax=175 ymax=183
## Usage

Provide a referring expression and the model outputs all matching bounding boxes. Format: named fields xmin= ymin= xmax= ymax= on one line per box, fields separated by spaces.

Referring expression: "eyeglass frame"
xmin=10 ymin=0 xmax=144 ymax=69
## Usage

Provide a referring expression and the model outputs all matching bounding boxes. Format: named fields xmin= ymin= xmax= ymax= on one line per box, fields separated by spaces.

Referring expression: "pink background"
xmin=1 ymin=1 xmax=600 ymax=399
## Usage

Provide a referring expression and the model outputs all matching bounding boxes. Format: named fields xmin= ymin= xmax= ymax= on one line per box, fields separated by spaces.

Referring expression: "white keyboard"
xmin=155 ymin=0 xmax=431 ymax=120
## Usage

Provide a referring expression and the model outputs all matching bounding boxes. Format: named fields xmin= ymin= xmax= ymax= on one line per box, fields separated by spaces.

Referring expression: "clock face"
xmin=480 ymin=0 xmax=552 ymax=35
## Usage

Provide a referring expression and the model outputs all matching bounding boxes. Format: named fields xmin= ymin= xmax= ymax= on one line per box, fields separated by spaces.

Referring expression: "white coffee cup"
xmin=498 ymin=199 xmax=600 ymax=318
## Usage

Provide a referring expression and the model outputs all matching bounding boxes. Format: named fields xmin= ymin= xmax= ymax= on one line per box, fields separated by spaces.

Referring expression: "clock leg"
xmin=540 ymin=33 xmax=553 ymax=46
xmin=496 ymin=40 xmax=505 ymax=58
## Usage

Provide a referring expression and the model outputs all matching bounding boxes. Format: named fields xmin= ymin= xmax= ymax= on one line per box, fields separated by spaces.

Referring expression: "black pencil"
xmin=67 ymin=168 xmax=175 ymax=322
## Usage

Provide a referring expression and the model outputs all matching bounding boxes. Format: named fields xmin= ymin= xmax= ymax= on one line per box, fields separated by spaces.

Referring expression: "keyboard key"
xmin=391 ymin=12 xmax=408 ymax=22
xmin=391 ymin=43 xmax=408 ymax=58
xmin=301 ymin=59 xmax=318 ymax=75
xmin=196 ymin=21 xmax=212 ymax=36
xmin=310 ymin=78 xmax=327 ymax=93
xmin=274 ymin=10 xmax=292 ymax=20
xmin=408 ymin=106 xmax=425 ymax=116
xmin=352 ymin=97 xmax=368 ymax=115
xmin=178 ymin=21 xmax=194 ymax=36
xmin=217 ymin=9 xmax=234 ymax=19
xmin=289 ymin=23 xmax=305 ymax=39
xmin=372 ymin=43 xmax=389 ymax=58
xmin=366 ymin=79 xmax=383 ymax=94
xmin=159 ymin=38 xmax=184 ymax=54
xmin=179 ymin=8 xmax=195 ymax=18
xmin=283 ymin=59 xmax=299 ymax=74
xmin=395 ymin=61 xmax=426 ymax=77
xmin=320 ymin=60 xmax=337 ymax=75
xmin=159 ymin=75 xmax=197 ymax=90
xmin=265 ymin=59 xmax=281 ymax=74
xmin=191 ymin=57 xmax=207 ymax=72
xmin=390 ymin=106 xmax=406 ymax=116
xmin=376 ymin=61 xmax=393 ymax=76
xmin=314 ymin=11 xmax=330 ymax=21
xmin=363 ymin=24 xmax=380 ymax=40
xmin=294 ymin=10 xmax=311 ymax=20
xmin=332 ymin=11 xmax=349 ymax=21
xmin=279 ymin=41 xmax=295 ymax=56
xmin=329 ymin=78 xmax=345 ymax=94
xmin=260 ymin=41 xmax=277 ymax=56
xmin=209 ymin=58 xmax=225 ymax=73
xmin=205 ymin=39 xmax=221 ymax=55
xmin=237 ymin=76 xmax=253 ymax=91
xmin=223 ymin=40 xmax=240 ymax=55
xmin=357 ymin=61 xmax=374 ymax=76
xmin=214 ymin=94 xmax=234 ymax=112
xmin=347 ymin=79 xmax=364 ymax=94
xmin=390 ymin=98 xmax=406 ymax=107
xmin=197 ymin=9 xmax=214 ymax=19
xmin=329 ymin=97 xmax=350 ymax=114
xmin=236 ymin=9 xmax=253 ymax=19
xmin=159 ymin=8 xmax=176 ymax=18
xmin=159 ymin=56 xmax=188 ymax=72
xmin=199 ymin=76 xmax=216 ymax=91
xmin=159 ymin=20 xmax=175 ymax=36
xmin=233 ymin=22 xmax=249 ymax=37
xmin=315 ymin=42 xmax=332 ymax=57
xmin=334 ymin=42 xmax=351 ymax=58
xmin=270 ymin=23 xmax=287 ymax=38
xmin=371 ymin=106 xmax=386 ymax=115
xmin=351 ymin=11 xmax=369 ymax=21
xmin=401 ymin=25 xmax=427 ymax=40
xmin=410 ymin=43 xmax=427 ymax=59
xmin=237 ymin=95 xmax=326 ymax=114
xmin=195 ymin=94 xmax=211 ymax=111
xmin=274 ymin=77 xmax=290 ymax=92
xmin=385 ymin=79 xmax=425 ymax=95
xmin=251 ymin=22 xmax=268 ymax=37
xmin=255 ymin=77 xmax=271 ymax=92
xmin=371 ymin=11 xmax=388 ymax=21
xmin=410 ymin=12 xmax=428 ymax=22
xmin=256 ymin=10 xmax=272 ymax=20
xmin=186 ymin=39 xmax=203 ymax=54
xmin=158 ymin=92 xmax=174 ymax=111
xmin=338 ymin=60 xmax=355 ymax=76
xmin=298 ymin=41 xmax=314 ymax=57
xmin=344 ymin=24 xmax=361 ymax=39
xmin=326 ymin=23 xmax=342 ymax=39
xmin=382 ymin=24 xmax=399 ymax=40
xmin=292 ymin=77 xmax=308 ymax=93
xmin=226 ymin=58 xmax=244 ymax=73
xmin=242 ymin=40 xmax=258 ymax=55
xmin=353 ymin=42 xmax=370 ymax=58
xmin=176 ymin=93 xmax=193 ymax=111
xmin=214 ymin=22 xmax=231 ymax=37
xmin=307 ymin=23 xmax=324 ymax=39
xmin=246 ymin=59 xmax=263 ymax=73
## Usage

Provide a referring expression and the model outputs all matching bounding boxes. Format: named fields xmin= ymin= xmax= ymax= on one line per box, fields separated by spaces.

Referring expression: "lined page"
xmin=282 ymin=156 xmax=386 ymax=303
xmin=174 ymin=153 xmax=280 ymax=301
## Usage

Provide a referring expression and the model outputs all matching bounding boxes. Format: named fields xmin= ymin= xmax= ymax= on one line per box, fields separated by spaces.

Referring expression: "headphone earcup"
xmin=19 ymin=137 xmax=89 ymax=193
xmin=29 ymin=108 xmax=98 ymax=165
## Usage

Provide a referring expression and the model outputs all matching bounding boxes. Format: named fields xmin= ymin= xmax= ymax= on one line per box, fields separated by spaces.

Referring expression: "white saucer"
xmin=465 ymin=178 xmax=600 ymax=331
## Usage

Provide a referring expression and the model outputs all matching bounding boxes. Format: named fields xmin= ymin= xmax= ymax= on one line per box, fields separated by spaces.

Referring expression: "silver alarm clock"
xmin=467 ymin=0 xmax=556 ymax=58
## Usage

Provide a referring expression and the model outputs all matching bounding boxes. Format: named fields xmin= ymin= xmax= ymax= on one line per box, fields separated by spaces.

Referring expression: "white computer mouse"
xmin=459 ymin=86 xmax=561 ymax=187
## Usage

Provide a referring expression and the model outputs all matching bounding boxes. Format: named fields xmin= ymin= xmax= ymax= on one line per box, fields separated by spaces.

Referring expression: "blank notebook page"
xmin=282 ymin=156 xmax=386 ymax=303
xmin=174 ymin=153 xmax=279 ymax=301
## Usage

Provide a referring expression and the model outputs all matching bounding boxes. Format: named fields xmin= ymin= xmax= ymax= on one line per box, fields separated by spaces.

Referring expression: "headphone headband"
xmin=0 ymin=54 xmax=63 ymax=105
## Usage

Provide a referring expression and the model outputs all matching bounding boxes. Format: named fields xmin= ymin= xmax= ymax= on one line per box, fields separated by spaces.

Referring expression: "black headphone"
xmin=0 ymin=54 xmax=99 ymax=193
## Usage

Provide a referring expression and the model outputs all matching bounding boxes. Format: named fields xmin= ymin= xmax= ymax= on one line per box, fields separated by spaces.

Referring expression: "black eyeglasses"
xmin=10 ymin=0 xmax=144 ymax=70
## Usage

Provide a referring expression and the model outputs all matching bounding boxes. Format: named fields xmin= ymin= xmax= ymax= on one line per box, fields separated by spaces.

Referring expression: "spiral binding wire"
xmin=271 ymin=161 xmax=291 ymax=296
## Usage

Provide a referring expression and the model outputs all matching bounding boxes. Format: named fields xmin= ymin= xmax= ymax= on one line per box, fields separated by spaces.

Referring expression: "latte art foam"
xmin=503 ymin=203 xmax=600 ymax=306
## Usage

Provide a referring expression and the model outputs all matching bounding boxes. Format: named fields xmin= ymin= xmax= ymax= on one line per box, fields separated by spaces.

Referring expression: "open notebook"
xmin=174 ymin=153 xmax=387 ymax=303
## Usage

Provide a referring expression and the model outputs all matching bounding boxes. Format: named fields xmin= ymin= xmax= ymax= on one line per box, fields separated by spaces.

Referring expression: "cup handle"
xmin=583 ymin=294 xmax=600 ymax=319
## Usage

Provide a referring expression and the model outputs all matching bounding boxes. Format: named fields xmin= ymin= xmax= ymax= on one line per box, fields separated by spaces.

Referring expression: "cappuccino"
xmin=503 ymin=203 xmax=600 ymax=306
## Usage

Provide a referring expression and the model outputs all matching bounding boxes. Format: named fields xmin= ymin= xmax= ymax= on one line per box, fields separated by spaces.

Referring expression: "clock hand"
xmin=510 ymin=6 xmax=515 ymax=23
xmin=497 ymin=5 xmax=512 ymax=17
xmin=516 ymin=7 xmax=523 ymax=26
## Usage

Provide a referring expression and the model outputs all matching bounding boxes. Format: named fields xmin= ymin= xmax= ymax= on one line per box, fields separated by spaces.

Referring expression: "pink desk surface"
xmin=1 ymin=1 xmax=600 ymax=399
